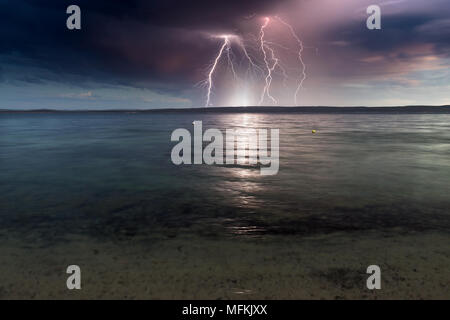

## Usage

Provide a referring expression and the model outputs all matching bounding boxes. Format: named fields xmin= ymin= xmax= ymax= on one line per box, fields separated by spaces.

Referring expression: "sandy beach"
xmin=1 ymin=230 xmax=448 ymax=299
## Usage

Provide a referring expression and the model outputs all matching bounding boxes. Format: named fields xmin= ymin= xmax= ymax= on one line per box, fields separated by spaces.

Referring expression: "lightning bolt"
xmin=237 ymin=38 xmax=265 ymax=77
xmin=205 ymin=36 xmax=230 ymax=107
xmin=275 ymin=16 xmax=306 ymax=106
xmin=201 ymin=16 xmax=312 ymax=107
xmin=226 ymin=41 xmax=238 ymax=81
xmin=258 ymin=17 xmax=278 ymax=106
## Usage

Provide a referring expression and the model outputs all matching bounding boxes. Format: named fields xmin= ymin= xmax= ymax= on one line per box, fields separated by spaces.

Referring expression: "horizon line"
xmin=1 ymin=105 xmax=449 ymax=113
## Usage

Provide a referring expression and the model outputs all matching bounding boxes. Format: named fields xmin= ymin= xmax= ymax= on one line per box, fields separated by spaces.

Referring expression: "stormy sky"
xmin=0 ymin=0 xmax=449 ymax=109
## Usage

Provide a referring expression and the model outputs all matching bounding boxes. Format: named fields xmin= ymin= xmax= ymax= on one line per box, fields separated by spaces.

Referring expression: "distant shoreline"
xmin=1 ymin=105 xmax=449 ymax=114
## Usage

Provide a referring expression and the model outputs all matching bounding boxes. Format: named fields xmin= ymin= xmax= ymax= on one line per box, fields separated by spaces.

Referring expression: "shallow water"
xmin=0 ymin=112 xmax=449 ymax=299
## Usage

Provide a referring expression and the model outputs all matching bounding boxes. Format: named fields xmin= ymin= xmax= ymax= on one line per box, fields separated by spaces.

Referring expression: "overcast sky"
xmin=0 ymin=0 xmax=449 ymax=109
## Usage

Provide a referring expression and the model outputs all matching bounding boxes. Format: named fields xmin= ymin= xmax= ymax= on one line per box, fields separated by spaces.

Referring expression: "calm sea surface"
xmin=0 ymin=112 xmax=449 ymax=298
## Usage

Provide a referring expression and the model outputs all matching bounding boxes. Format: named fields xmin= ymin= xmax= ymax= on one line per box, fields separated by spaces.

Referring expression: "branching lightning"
xmin=275 ymin=16 xmax=307 ymax=105
xmin=202 ymin=15 xmax=312 ymax=107
xmin=258 ymin=17 xmax=277 ymax=105
xmin=237 ymin=38 xmax=264 ymax=77
xmin=226 ymin=40 xmax=238 ymax=81
xmin=205 ymin=35 xmax=230 ymax=107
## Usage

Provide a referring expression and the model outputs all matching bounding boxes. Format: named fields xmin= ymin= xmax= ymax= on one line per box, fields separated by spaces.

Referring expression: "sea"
xmin=0 ymin=109 xmax=449 ymax=299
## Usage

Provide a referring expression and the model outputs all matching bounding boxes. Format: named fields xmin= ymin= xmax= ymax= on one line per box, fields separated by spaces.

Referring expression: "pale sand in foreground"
xmin=0 ymin=232 xmax=448 ymax=299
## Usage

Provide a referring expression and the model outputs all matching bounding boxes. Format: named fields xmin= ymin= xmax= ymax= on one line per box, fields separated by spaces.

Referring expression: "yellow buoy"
xmin=312 ymin=129 xmax=316 ymax=134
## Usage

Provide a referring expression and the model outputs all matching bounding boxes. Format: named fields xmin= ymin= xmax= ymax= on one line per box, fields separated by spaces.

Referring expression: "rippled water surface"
xmin=0 ymin=112 xmax=449 ymax=299
xmin=1 ymin=112 xmax=449 ymax=237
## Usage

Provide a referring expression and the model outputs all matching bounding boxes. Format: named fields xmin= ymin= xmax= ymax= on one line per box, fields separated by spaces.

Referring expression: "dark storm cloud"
xmin=314 ymin=7 xmax=450 ymax=83
xmin=1 ymin=0 xmax=449 ymax=108
xmin=328 ymin=13 xmax=450 ymax=54
xmin=0 ymin=0 xmax=287 ymax=91
xmin=79 ymin=0 xmax=279 ymax=28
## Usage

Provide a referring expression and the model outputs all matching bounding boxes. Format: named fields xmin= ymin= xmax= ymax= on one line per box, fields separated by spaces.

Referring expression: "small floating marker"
xmin=312 ymin=129 xmax=317 ymax=134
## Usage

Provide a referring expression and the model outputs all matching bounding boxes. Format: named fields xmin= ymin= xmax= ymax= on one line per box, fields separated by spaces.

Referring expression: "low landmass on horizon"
xmin=1 ymin=105 xmax=450 ymax=114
